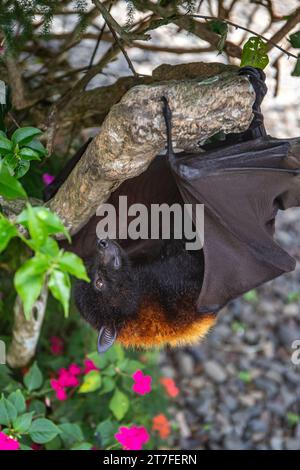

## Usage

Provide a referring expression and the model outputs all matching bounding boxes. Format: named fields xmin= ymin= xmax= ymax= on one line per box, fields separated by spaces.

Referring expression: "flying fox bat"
xmin=45 ymin=67 xmax=300 ymax=351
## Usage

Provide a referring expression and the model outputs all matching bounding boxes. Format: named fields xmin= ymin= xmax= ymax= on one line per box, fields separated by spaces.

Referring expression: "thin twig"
xmin=92 ymin=0 xmax=138 ymax=76
xmin=186 ymin=14 xmax=298 ymax=59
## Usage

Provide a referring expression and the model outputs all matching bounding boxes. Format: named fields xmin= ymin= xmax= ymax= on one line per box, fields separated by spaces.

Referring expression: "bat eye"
xmin=95 ymin=277 xmax=104 ymax=290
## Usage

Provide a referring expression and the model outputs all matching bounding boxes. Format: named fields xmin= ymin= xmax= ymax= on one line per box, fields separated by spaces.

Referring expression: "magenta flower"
xmin=83 ymin=359 xmax=99 ymax=375
xmin=0 ymin=432 xmax=20 ymax=450
xmin=42 ymin=173 xmax=55 ymax=186
xmin=69 ymin=363 xmax=81 ymax=376
xmin=50 ymin=336 xmax=64 ymax=356
xmin=58 ymin=368 xmax=79 ymax=388
xmin=115 ymin=425 xmax=150 ymax=450
xmin=132 ymin=370 xmax=152 ymax=396
xmin=50 ymin=378 xmax=67 ymax=401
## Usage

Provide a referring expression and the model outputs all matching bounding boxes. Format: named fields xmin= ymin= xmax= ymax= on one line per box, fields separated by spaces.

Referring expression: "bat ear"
xmin=98 ymin=325 xmax=117 ymax=353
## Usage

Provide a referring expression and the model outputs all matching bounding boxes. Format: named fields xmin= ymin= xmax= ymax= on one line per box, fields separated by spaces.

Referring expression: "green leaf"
xmin=0 ymin=160 xmax=27 ymax=199
xmin=0 ymin=397 xmax=18 ymax=426
xmin=40 ymin=237 xmax=60 ymax=257
xmin=8 ymin=390 xmax=26 ymax=414
xmin=109 ymin=388 xmax=129 ymax=421
xmin=14 ymin=255 xmax=48 ymax=319
xmin=29 ymin=418 xmax=60 ymax=444
xmin=287 ymin=291 xmax=300 ymax=304
xmin=243 ymin=289 xmax=258 ymax=303
xmin=79 ymin=370 xmax=102 ymax=393
xmin=0 ymin=134 xmax=13 ymax=155
xmin=241 ymin=37 xmax=269 ymax=69
xmin=13 ymin=412 xmax=34 ymax=433
xmin=238 ymin=370 xmax=251 ymax=383
xmin=24 ymin=362 xmax=43 ymax=392
xmin=59 ymin=423 xmax=84 ymax=445
xmin=58 ymin=252 xmax=90 ymax=281
xmin=19 ymin=147 xmax=41 ymax=161
xmin=17 ymin=206 xmax=70 ymax=242
xmin=289 ymin=31 xmax=300 ymax=48
xmin=25 ymin=203 xmax=48 ymax=248
xmin=287 ymin=412 xmax=300 ymax=427
xmin=71 ymin=442 xmax=93 ymax=450
xmin=3 ymin=153 xmax=18 ymax=176
xmin=0 ymin=216 xmax=17 ymax=253
xmin=45 ymin=436 xmax=62 ymax=450
xmin=48 ymin=269 xmax=71 ymax=317
xmin=96 ymin=419 xmax=118 ymax=447
xmin=28 ymin=400 xmax=46 ymax=417
xmin=14 ymin=160 xmax=30 ymax=179
xmin=12 ymin=127 xmax=42 ymax=146
xmin=99 ymin=376 xmax=115 ymax=395
xmin=292 ymin=56 xmax=300 ymax=77
xmin=26 ymin=139 xmax=47 ymax=156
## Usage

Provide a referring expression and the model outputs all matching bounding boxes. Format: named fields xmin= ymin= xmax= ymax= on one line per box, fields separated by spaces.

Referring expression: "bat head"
xmin=74 ymin=239 xmax=140 ymax=352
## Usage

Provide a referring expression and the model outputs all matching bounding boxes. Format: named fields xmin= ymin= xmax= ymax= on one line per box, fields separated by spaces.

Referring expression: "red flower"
xmin=152 ymin=414 xmax=171 ymax=439
xmin=50 ymin=336 xmax=64 ymax=356
xmin=160 ymin=377 xmax=179 ymax=398
xmin=115 ymin=425 xmax=150 ymax=450
xmin=132 ymin=370 xmax=152 ymax=396
xmin=31 ymin=443 xmax=43 ymax=451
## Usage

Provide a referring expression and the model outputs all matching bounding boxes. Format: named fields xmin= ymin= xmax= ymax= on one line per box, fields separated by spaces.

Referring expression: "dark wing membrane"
xmin=171 ymin=137 xmax=300 ymax=313
xmin=66 ymin=154 xmax=182 ymax=261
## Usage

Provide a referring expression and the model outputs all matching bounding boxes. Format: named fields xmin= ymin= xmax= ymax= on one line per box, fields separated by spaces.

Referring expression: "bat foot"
xmin=161 ymin=96 xmax=175 ymax=159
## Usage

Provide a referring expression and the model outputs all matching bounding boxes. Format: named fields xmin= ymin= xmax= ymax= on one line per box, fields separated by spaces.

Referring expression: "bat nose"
xmin=97 ymin=238 xmax=109 ymax=249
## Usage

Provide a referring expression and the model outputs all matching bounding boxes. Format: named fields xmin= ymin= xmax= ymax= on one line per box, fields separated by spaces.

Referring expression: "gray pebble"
xmin=204 ymin=361 xmax=227 ymax=383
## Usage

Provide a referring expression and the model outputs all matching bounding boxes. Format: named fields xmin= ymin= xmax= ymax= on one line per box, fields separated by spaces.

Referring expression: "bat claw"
xmin=161 ymin=96 xmax=174 ymax=159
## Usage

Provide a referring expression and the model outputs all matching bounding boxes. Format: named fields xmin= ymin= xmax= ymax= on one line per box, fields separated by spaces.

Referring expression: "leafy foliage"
xmin=0 ymin=1 xmax=88 ymax=53
xmin=0 ymin=127 xmax=47 ymax=185
xmin=0 ymin=122 xmax=89 ymax=318
xmin=0 ymin=343 xmax=173 ymax=450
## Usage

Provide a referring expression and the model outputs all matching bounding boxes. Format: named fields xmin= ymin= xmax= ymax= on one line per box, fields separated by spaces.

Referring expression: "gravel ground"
xmin=160 ymin=209 xmax=300 ymax=450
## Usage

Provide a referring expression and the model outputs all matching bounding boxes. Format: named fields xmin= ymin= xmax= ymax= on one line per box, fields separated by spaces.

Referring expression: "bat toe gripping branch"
xmin=161 ymin=96 xmax=176 ymax=162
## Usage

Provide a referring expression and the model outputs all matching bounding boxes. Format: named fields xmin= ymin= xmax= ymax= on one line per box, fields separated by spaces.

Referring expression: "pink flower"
xmin=132 ymin=370 xmax=152 ymax=396
xmin=0 ymin=432 xmax=20 ymax=450
xmin=58 ymin=368 xmax=79 ymax=388
xmin=50 ymin=378 xmax=67 ymax=401
xmin=115 ymin=426 xmax=150 ymax=450
xmin=50 ymin=336 xmax=64 ymax=356
xmin=83 ymin=359 xmax=99 ymax=375
xmin=69 ymin=363 xmax=81 ymax=376
xmin=50 ymin=363 xmax=81 ymax=400
xmin=42 ymin=173 xmax=55 ymax=186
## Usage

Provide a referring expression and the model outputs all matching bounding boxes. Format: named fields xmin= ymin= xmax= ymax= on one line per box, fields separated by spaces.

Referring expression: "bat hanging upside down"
xmin=45 ymin=67 xmax=300 ymax=352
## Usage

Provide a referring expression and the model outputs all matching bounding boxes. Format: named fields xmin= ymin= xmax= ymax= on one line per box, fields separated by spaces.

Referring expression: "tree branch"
xmin=47 ymin=65 xmax=256 ymax=235
xmin=7 ymin=287 xmax=48 ymax=368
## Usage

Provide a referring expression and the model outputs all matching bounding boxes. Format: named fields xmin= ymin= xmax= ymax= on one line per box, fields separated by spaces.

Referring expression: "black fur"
xmin=75 ymin=238 xmax=204 ymax=333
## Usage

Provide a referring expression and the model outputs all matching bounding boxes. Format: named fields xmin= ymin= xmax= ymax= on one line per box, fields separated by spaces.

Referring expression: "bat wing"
xmin=68 ymin=154 xmax=182 ymax=260
xmin=170 ymin=137 xmax=300 ymax=313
